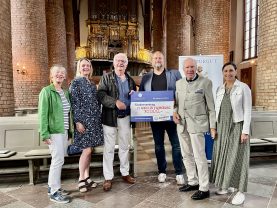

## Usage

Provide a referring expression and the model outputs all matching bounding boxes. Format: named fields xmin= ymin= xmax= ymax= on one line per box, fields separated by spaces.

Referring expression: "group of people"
xmin=39 ymin=53 xmax=135 ymax=204
xmin=39 ymin=51 xmax=252 ymax=205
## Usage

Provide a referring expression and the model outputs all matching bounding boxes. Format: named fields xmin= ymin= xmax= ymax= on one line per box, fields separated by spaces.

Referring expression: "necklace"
xmin=225 ymin=86 xmax=232 ymax=94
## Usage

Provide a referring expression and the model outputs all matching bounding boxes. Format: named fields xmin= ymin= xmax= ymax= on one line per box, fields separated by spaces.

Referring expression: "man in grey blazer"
xmin=173 ymin=57 xmax=216 ymax=200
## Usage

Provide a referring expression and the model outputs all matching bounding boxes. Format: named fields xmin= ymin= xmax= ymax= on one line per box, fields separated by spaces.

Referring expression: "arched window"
xmin=243 ymin=0 xmax=259 ymax=60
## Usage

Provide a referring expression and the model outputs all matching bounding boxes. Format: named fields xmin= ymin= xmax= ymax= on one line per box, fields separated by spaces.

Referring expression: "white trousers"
xmin=103 ymin=116 xmax=131 ymax=180
xmin=48 ymin=131 xmax=68 ymax=194
xmin=177 ymin=124 xmax=209 ymax=192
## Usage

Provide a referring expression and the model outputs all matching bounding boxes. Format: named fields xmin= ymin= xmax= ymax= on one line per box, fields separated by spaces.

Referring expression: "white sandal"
xmin=78 ymin=180 xmax=88 ymax=193
xmin=85 ymin=177 xmax=97 ymax=188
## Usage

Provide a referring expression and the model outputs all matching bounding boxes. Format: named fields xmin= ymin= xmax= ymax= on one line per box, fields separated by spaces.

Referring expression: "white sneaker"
xmin=231 ymin=192 xmax=245 ymax=205
xmin=228 ymin=187 xmax=236 ymax=193
xmin=158 ymin=173 xmax=166 ymax=183
xmin=215 ymin=188 xmax=228 ymax=195
xmin=176 ymin=175 xmax=185 ymax=185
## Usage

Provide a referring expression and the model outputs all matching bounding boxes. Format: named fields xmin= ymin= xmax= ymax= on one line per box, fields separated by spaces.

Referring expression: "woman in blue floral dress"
xmin=70 ymin=58 xmax=104 ymax=192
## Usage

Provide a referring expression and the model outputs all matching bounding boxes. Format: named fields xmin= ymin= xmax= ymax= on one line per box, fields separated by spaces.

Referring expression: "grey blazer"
xmin=175 ymin=76 xmax=216 ymax=133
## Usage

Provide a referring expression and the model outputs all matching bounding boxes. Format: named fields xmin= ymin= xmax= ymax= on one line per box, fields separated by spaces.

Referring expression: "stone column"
xmin=144 ymin=0 xmax=151 ymax=49
xmin=194 ymin=0 xmax=230 ymax=62
xmin=152 ymin=0 xmax=163 ymax=52
xmin=166 ymin=0 xmax=189 ymax=69
xmin=256 ymin=0 xmax=277 ymax=110
xmin=72 ymin=0 xmax=80 ymax=47
xmin=0 ymin=0 xmax=14 ymax=116
xmin=46 ymin=0 xmax=68 ymax=70
xmin=64 ymin=0 xmax=76 ymax=81
xmin=11 ymin=0 xmax=49 ymax=108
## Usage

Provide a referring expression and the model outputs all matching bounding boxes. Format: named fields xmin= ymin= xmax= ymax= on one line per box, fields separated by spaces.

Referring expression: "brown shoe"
xmin=122 ymin=175 xmax=136 ymax=184
xmin=103 ymin=180 xmax=112 ymax=191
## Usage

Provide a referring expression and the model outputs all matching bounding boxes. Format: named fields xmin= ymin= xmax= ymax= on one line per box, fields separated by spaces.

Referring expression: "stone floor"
xmin=0 ymin=125 xmax=277 ymax=208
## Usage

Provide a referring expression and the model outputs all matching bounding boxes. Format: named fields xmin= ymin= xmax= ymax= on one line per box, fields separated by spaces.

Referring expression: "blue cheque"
xmin=131 ymin=91 xmax=174 ymax=122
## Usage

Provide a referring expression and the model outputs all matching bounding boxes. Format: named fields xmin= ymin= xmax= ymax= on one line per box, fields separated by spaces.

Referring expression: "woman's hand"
xmin=76 ymin=122 xmax=86 ymax=134
xmin=43 ymin=139 xmax=51 ymax=145
xmin=241 ymin=133 xmax=249 ymax=143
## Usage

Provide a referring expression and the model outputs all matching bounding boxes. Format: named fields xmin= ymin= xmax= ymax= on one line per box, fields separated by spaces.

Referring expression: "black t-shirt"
xmin=151 ymin=70 xmax=167 ymax=91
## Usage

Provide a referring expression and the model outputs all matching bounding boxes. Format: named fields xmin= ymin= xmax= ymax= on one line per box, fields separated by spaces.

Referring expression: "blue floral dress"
xmin=70 ymin=77 xmax=104 ymax=149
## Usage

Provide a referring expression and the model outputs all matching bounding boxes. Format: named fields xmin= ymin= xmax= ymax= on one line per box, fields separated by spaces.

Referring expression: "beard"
xmin=154 ymin=63 xmax=163 ymax=68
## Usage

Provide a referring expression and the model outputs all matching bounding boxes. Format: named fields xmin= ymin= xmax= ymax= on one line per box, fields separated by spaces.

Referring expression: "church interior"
xmin=0 ymin=0 xmax=276 ymax=207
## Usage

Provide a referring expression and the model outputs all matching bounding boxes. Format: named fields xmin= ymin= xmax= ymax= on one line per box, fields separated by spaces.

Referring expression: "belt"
xmin=117 ymin=114 xmax=130 ymax=118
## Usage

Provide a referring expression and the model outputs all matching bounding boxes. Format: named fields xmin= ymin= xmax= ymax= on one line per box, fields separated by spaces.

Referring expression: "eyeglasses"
xmin=115 ymin=59 xmax=127 ymax=63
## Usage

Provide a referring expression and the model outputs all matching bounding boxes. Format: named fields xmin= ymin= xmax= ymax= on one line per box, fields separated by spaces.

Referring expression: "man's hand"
xmin=116 ymin=100 xmax=126 ymax=110
xmin=173 ymin=112 xmax=180 ymax=124
xmin=43 ymin=139 xmax=51 ymax=145
xmin=241 ymin=133 xmax=249 ymax=143
xmin=129 ymin=90 xmax=135 ymax=95
xmin=210 ymin=128 xmax=217 ymax=139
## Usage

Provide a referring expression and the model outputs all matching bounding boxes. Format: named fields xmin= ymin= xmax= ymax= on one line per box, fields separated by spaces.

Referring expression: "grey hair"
xmin=184 ymin=57 xmax=197 ymax=68
xmin=113 ymin=53 xmax=128 ymax=65
xmin=50 ymin=65 xmax=67 ymax=77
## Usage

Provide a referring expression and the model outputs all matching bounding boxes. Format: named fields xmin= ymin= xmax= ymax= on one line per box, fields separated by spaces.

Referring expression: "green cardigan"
xmin=38 ymin=84 xmax=73 ymax=141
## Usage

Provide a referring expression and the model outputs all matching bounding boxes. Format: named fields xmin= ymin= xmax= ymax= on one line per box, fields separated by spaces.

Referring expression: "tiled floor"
xmin=0 ymin=125 xmax=276 ymax=208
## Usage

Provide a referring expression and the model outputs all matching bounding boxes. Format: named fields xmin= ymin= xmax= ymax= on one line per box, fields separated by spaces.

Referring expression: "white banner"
xmin=178 ymin=55 xmax=224 ymax=99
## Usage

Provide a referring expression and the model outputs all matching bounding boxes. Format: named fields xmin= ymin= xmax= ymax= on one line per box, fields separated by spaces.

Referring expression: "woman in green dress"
xmin=210 ymin=62 xmax=252 ymax=205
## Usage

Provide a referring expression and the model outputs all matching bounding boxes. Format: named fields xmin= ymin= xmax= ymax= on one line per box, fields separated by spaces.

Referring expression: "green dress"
xmin=210 ymin=90 xmax=250 ymax=192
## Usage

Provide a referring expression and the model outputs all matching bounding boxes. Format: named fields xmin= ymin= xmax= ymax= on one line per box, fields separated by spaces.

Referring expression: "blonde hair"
xmin=76 ymin=58 xmax=93 ymax=77
xmin=50 ymin=65 xmax=67 ymax=81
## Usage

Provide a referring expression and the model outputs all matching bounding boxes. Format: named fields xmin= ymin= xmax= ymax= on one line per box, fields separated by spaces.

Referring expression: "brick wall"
xmin=11 ymin=0 xmax=49 ymax=108
xmin=194 ymin=0 xmax=230 ymax=63
xmin=64 ymin=0 xmax=76 ymax=82
xmin=256 ymin=0 xmax=277 ymax=110
xmin=166 ymin=1 xmax=190 ymax=69
xmin=0 ymin=0 xmax=14 ymax=116
xmin=46 ymin=0 xmax=68 ymax=71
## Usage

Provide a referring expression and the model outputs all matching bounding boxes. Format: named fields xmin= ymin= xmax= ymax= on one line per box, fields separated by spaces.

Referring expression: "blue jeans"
xmin=150 ymin=121 xmax=184 ymax=175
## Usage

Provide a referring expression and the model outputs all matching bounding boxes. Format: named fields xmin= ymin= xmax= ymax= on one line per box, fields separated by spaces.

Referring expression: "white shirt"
xmin=215 ymin=79 xmax=252 ymax=134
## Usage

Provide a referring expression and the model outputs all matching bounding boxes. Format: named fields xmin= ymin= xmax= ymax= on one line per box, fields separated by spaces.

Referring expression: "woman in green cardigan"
xmin=38 ymin=65 xmax=72 ymax=204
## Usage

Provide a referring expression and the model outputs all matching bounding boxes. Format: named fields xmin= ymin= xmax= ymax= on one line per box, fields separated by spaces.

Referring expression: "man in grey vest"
xmin=173 ymin=57 xmax=216 ymax=200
